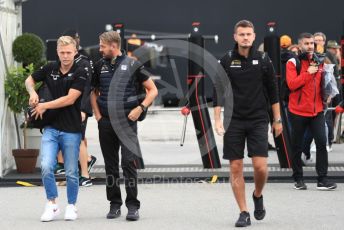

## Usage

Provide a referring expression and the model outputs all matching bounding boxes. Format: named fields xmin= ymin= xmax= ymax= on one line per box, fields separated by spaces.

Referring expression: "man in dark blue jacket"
xmin=91 ymin=31 xmax=158 ymax=221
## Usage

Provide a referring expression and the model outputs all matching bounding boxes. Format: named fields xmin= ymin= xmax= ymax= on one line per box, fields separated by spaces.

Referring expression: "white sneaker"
xmin=301 ymin=153 xmax=307 ymax=165
xmin=40 ymin=202 xmax=60 ymax=222
xmin=310 ymin=144 xmax=316 ymax=153
xmin=326 ymin=145 xmax=333 ymax=152
xmin=64 ymin=204 xmax=78 ymax=221
xmin=305 ymin=155 xmax=314 ymax=164
xmin=301 ymin=153 xmax=313 ymax=166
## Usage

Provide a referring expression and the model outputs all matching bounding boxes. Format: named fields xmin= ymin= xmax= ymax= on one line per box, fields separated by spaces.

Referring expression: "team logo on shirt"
xmin=50 ymin=71 xmax=60 ymax=80
xmin=230 ymin=60 xmax=241 ymax=68
xmin=121 ymin=65 xmax=128 ymax=71
xmin=101 ymin=65 xmax=110 ymax=74
xmin=252 ymin=60 xmax=259 ymax=65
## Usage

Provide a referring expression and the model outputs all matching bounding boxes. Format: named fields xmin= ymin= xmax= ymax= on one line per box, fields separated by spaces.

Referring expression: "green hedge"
xmin=12 ymin=33 xmax=45 ymax=68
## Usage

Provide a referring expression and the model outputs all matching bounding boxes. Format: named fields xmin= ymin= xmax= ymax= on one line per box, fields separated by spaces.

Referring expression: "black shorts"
xmin=223 ymin=118 xmax=269 ymax=160
xmin=81 ymin=117 xmax=88 ymax=140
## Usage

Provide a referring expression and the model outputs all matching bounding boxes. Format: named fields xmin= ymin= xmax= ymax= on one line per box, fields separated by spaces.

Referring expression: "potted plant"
xmin=12 ymin=33 xmax=46 ymax=69
xmin=4 ymin=33 xmax=45 ymax=173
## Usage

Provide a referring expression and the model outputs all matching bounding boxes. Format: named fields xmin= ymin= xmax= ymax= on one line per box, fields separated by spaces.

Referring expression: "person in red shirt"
xmin=286 ymin=32 xmax=337 ymax=191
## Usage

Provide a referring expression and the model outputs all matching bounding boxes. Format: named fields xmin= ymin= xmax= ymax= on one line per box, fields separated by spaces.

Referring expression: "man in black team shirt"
xmin=25 ymin=36 xmax=86 ymax=222
xmin=54 ymin=29 xmax=97 ymax=187
xmin=214 ymin=20 xmax=282 ymax=227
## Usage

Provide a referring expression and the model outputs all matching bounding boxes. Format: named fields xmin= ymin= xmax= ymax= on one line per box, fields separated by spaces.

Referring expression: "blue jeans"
xmin=40 ymin=127 xmax=81 ymax=204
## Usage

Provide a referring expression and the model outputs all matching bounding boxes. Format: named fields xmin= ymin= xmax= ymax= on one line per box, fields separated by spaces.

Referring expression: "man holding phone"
xmin=286 ymin=32 xmax=337 ymax=191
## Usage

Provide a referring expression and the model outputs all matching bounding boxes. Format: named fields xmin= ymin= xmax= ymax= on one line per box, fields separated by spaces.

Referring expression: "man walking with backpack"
xmin=214 ymin=20 xmax=282 ymax=227
xmin=90 ymin=31 xmax=158 ymax=221
xmin=25 ymin=36 xmax=87 ymax=221
xmin=286 ymin=32 xmax=337 ymax=190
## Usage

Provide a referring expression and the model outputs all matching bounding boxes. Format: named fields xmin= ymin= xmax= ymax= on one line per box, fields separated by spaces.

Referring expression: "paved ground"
xmin=3 ymin=108 xmax=344 ymax=184
xmin=85 ymin=109 xmax=344 ymax=166
xmin=2 ymin=109 xmax=344 ymax=229
xmin=3 ymin=110 xmax=343 ymax=185
xmin=1 ymin=183 xmax=343 ymax=230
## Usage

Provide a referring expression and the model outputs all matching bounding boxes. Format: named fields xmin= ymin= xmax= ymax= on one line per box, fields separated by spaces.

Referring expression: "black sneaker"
xmin=79 ymin=176 xmax=92 ymax=187
xmin=87 ymin=155 xmax=97 ymax=173
xmin=253 ymin=192 xmax=266 ymax=220
xmin=294 ymin=180 xmax=307 ymax=190
xmin=235 ymin=211 xmax=251 ymax=227
xmin=317 ymin=179 xmax=337 ymax=191
xmin=126 ymin=208 xmax=139 ymax=221
xmin=54 ymin=163 xmax=65 ymax=175
xmin=106 ymin=205 xmax=121 ymax=219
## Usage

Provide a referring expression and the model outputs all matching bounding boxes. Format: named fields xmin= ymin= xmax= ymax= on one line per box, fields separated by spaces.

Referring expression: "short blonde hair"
xmin=99 ymin=31 xmax=121 ymax=48
xmin=57 ymin=36 xmax=77 ymax=48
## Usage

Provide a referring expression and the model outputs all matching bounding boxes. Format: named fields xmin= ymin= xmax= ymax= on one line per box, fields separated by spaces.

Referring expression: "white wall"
xmin=0 ymin=0 xmax=22 ymax=177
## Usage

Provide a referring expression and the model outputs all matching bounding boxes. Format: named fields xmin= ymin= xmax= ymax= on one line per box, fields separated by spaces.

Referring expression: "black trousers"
xmin=302 ymin=108 xmax=333 ymax=158
xmin=290 ymin=112 xmax=328 ymax=182
xmin=98 ymin=117 xmax=140 ymax=209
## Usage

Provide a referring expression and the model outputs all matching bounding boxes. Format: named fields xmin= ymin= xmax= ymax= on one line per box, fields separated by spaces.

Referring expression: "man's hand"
xmin=272 ymin=122 xmax=283 ymax=137
xmin=215 ymin=120 xmax=225 ymax=136
xmin=326 ymin=96 xmax=332 ymax=105
xmin=31 ymin=103 xmax=47 ymax=120
xmin=95 ymin=113 xmax=102 ymax=122
xmin=81 ymin=112 xmax=86 ymax=122
xmin=307 ymin=65 xmax=319 ymax=75
xmin=128 ymin=106 xmax=143 ymax=121
xmin=29 ymin=92 xmax=39 ymax=107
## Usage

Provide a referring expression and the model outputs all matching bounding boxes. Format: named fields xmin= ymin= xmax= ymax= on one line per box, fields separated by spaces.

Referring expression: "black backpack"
xmin=129 ymin=58 xmax=149 ymax=121
xmin=280 ymin=51 xmax=301 ymax=102
xmin=27 ymin=83 xmax=59 ymax=129
xmin=133 ymin=72 xmax=147 ymax=121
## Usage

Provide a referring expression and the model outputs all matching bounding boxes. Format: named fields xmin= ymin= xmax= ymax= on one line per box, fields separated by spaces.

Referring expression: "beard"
xmin=239 ymin=44 xmax=251 ymax=49
xmin=101 ymin=52 xmax=111 ymax=58
xmin=305 ymin=50 xmax=314 ymax=55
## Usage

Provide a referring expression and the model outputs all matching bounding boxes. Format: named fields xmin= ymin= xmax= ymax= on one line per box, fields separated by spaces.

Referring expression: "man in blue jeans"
xmin=25 ymin=36 xmax=87 ymax=221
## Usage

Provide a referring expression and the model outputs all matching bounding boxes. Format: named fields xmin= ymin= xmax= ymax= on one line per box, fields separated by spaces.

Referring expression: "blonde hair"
xmin=99 ymin=31 xmax=121 ymax=48
xmin=57 ymin=36 xmax=77 ymax=48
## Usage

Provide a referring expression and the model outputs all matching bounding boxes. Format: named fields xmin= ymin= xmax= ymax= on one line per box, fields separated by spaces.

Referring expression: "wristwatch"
xmin=273 ymin=118 xmax=282 ymax=124
xmin=139 ymin=104 xmax=147 ymax=113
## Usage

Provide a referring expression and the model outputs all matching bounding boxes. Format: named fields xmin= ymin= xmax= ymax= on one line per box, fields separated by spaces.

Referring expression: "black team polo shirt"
xmin=32 ymin=62 xmax=87 ymax=133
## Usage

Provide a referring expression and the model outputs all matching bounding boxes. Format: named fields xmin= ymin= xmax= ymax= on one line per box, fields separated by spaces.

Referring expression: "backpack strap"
xmin=256 ymin=51 xmax=271 ymax=103
xmin=295 ymin=57 xmax=301 ymax=75
xmin=256 ymin=51 xmax=271 ymax=86
xmin=220 ymin=50 xmax=234 ymax=75
xmin=228 ymin=50 xmax=233 ymax=58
